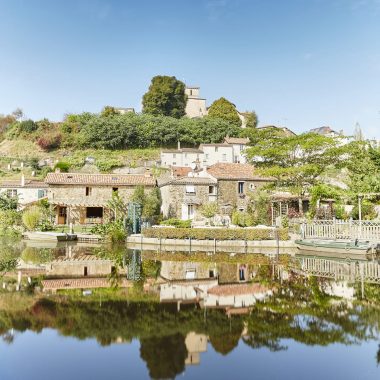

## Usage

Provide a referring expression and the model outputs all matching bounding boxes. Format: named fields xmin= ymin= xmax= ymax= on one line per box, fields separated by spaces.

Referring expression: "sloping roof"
xmin=208 ymin=283 xmax=270 ymax=296
xmin=224 ymin=137 xmax=250 ymax=145
xmin=0 ymin=179 xmax=48 ymax=189
xmin=160 ymin=175 xmax=216 ymax=187
xmin=207 ymin=163 xmax=272 ymax=181
xmin=309 ymin=126 xmax=340 ymax=136
xmin=172 ymin=166 xmax=192 ymax=178
xmin=258 ymin=125 xmax=297 ymax=137
xmin=162 ymin=148 xmax=203 ymax=154
xmin=45 ymin=173 xmax=156 ymax=186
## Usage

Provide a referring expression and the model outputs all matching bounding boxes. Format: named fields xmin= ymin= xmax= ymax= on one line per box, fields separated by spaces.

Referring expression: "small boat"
xmin=295 ymin=239 xmax=378 ymax=255
xmin=23 ymin=232 xmax=78 ymax=242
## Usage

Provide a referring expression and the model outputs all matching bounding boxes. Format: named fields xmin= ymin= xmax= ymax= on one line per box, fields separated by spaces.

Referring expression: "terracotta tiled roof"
xmin=207 ymin=163 xmax=272 ymax=181
xmin=45 ymin=173 xmax=156 ymax=186
xmin=224 ymin=137 xmax=250 ymax=145
xmin=0 ymin=180 xmax=48 ymax=189
xmin=42 ymin=278 xmax=131 ymax=290
xmin=172 ymin=166 xmax=192 ymax=177
xmin=208 ymin=283 xmax=270 ymax=296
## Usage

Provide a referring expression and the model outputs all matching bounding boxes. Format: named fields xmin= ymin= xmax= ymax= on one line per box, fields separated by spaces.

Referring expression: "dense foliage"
xmin=142 ymin=75 xmax=187 ymax=118
xmin=208 ymin=97 xmax=242 ymax=127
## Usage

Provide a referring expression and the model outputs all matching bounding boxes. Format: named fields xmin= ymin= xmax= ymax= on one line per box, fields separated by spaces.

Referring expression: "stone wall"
xmin=217 ymin=179 xmax=268 ymax=214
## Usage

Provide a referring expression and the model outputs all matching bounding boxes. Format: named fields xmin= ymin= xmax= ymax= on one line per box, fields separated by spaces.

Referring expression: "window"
xmin=249 ymin=183 xmax=256 ymax=191
xmin=112 ymin=187 xmax=119 ymax=193
xmin=6 ymin=189 xmax=17 ymax=198
xmin=173 ymin=162 xmax=177 ymax=166
xmin=86 ymin=207 xmax=103 ymax=218
xmin=209 ymin=270 xmax=215 ymax=278
xmin=215 ymin=147 xmax=218 ymax=152
xmin=37 ymin=189 xmax=46 ymax=199
xmin=186 ymin=185 xmax=196 ymax=194
xmin=173 ymin=153 xmax=176 ymax=158
xmin=205 ymin=154 xmax=209 ymax=160
xmin=184 ymin=153 xmax=187 ymax=158
xmin=85 ymin=187 xmax=92 ymax=196
xmin=222 ymin=153 xmax=227 ymax=161
xmin=238 ymin=182 xmax=244 ymax=194
xmin=209 ymin=186 xmax=215 ymax=194
xmin=240 ymin=144 xmax=244 ymax=151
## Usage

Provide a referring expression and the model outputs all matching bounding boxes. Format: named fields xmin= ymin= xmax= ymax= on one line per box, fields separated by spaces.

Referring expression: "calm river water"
xmin=0 ymin=239 xmax=380 ymax=379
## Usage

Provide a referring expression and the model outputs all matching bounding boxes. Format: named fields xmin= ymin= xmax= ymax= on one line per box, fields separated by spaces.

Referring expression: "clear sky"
xmin=0 ymin=0 xmax=379 ymax=138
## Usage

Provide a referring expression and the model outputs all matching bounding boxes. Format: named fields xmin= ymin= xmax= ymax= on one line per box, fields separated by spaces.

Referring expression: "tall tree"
xmin=207 ymin=97 xmax=242 ymax=127
xmin=142 ymin=76 xmax=187 ymax=118
xmin=246 ymin=129 xmax=346 ymax=196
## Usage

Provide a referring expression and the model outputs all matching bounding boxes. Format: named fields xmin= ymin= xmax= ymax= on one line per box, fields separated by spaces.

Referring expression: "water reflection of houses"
xmin=158 ymin=260 xmax=272 ymax=312
xmin=185 ymin=332 xmax=207 ymax=366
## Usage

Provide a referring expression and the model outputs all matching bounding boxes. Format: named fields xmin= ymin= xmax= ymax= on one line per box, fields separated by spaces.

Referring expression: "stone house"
xmin=159 ymin=162 xmax=272 ymax=220
xmin=160 ymin=176 xmax=217 ymax=220
xmin=0 ymin=175 xmax=48 ymax=210
xmin=206 ymin=163 xmax=273 ymax=215
xmin=45 ymin=172 xmax=156 ymax=225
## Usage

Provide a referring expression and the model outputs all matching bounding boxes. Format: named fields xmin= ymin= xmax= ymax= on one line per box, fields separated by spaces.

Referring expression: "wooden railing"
xmin=297 ymin=219 xmax=380 ymax=241
xmin=297 ymin=257 xmax=380 ymax=284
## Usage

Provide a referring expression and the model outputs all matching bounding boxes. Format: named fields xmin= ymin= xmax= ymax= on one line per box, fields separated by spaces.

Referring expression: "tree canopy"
xmin=142 ymin=76 xmax=187 ymax=118
xmin=207 ymin=97 xmax=242 ymax=127
xmin=245 ymin=129 xmax=346 ymax=195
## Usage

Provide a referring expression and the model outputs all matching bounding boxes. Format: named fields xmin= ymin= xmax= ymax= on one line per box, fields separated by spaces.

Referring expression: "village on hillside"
xmin=1 ymin=77 xmax=380 ymax=240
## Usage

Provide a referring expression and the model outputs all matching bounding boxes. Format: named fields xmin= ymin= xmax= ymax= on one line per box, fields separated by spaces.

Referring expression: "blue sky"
xmin=0 ymin=0 xmax=379 ymax=137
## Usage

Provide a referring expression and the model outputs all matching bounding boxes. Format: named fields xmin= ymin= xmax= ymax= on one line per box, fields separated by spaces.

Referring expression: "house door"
xmin=188 ymin=204 xmax=195 ymax=220
xmin=58 ymin=206 xmax=67 ymax=225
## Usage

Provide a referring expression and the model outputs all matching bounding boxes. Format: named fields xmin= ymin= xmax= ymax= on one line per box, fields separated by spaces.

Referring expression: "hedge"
xmin=142 ymin=227 xmax=289 ymax=241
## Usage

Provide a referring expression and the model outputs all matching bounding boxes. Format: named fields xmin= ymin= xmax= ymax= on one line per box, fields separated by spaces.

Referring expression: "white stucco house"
xmin=0 ymin=175 xmax=48 ymax=209
xmin=160 ymin=137 xmax=249 ymax=169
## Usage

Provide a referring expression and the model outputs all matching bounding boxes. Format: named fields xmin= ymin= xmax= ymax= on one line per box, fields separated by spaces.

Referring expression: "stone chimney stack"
xmin=21 ymin=174 xmax=25 ymax=187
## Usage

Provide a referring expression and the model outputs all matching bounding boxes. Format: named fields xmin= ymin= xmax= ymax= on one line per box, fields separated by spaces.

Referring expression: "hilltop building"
xmin=185 ymin=86 xmax=208 ymax=118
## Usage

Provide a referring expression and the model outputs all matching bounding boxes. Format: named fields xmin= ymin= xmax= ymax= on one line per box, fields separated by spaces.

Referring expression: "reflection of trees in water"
xmin=140 ymin=333 xmax=187 ymax=379
xmin=377 ymin=344 xmax=380 ymax=366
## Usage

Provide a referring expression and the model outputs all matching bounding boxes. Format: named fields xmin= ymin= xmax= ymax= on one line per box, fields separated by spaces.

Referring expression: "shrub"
xmin=160 ymin=219 xmax=192 ymax=228
xmin=54 ymin=161 xmax=70 ymax=173
xmin=351 ymin=202 xmax=377 ymax=220
xmin=37 ymin=133 xmax=62 ymax=151
xmin=143 ymin=227 xmax=289 ymax=241
xmin=91 ymin=221 xmax=127 ymax=243
xmin=0 ymin=209 xmax=22 ymax=235
xmin=199 ymin=202 xmax=218 ymax=219
xmin=232 ymin=211 xmax=254 ymax=227
xmin=22 ymin=206 xmax=42 ymax=231
xmin=19 ymin=119 xmax=38 ymax=133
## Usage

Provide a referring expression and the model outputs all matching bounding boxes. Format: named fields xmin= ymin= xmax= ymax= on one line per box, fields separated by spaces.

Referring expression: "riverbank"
xmin=126 ymin=234 xmax=298 ymax=255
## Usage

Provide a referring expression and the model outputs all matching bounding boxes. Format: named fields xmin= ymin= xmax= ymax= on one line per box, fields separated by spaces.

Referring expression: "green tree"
xmin=199 ymin=202 xmax=218 ymax=223
xmin=101 ymin=106 xmax=119 ymax=117
xmin=142 ymin=76 xmax=187 ymax=118
xmin=131 ymin=185 xmax=146 ymax=205
xmin=246 ymin=130 xmax=345 ymax=197
xmin=142 ymin=188 xmax=161 ymax=219
xmin=0 ymin=194 xmax=18 ymax=210
xmin=243 ymin=110 xmax=258 ymax=128
xmin=22 ymin=206 xmax=42 ymax=231
xmin=208 ymin=97 xmax=242 ymax=127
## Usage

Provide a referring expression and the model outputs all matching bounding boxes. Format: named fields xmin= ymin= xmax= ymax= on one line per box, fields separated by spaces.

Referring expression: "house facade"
xmin=45 ymin=173 xmax=156 ymax=225
xmin=159 ymin=162 xmax=272 ymax=220
xmin=0 ymin=175 xmax=48 ymax=209
xmin=160 ymin=176 xmax=217 ymax=220
xmin=206 ymin=163 xmax=273 ymax=215
xmin=160 ymin=137 xmax=249 ymax=169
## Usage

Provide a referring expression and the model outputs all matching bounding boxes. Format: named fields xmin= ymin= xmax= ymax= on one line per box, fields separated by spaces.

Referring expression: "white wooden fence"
xmin=298 ymin=219 xmax=380 ymax=241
